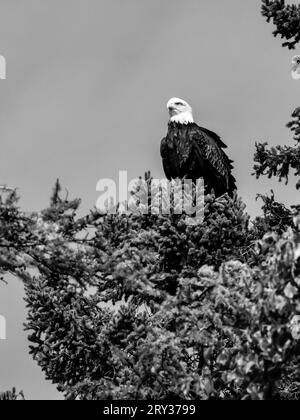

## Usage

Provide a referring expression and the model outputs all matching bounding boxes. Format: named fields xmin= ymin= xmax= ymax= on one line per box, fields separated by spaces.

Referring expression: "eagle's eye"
xmin=175 ymin=102 xmax=183 ymax=106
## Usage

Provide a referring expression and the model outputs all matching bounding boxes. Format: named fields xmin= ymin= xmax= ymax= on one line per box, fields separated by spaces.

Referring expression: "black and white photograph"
xmin=0 ymin=0 xmax=300 ymax=405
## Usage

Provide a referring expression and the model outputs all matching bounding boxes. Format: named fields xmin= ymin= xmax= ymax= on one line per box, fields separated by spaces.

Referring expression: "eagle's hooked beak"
xmin=167 ymin=104 xmax=176 ymax=116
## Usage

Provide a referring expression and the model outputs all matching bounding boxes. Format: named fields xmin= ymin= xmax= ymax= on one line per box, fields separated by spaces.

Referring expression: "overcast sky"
xmin=0 ymin=0 xmax=300 ymax=399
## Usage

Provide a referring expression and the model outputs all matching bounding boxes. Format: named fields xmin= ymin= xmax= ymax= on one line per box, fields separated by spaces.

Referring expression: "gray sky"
xmin=0 ymin=0 xmax=300 ymax=399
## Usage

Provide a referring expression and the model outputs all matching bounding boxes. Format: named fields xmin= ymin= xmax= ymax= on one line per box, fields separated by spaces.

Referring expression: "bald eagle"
xmin=160 ymin=97 xmax=237 ymax=197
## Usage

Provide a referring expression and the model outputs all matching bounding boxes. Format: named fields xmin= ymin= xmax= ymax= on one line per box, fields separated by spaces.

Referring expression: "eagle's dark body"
xmin=160 ymin=122 xmax=236 ymax=197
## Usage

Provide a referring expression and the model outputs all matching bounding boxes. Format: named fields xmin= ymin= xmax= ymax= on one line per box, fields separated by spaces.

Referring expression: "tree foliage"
xmin=261 ymin=0 xmax=300 ymax=49
xmin=0 ymin=388 xmax=25 ymax=401
xmin=0 ymin=179 xmax=300 ymax=400
xmin=254 ymin=108 xmax=300 ymax=191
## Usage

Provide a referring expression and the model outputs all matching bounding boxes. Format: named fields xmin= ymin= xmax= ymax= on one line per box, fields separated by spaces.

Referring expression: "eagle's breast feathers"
xmin=160 ymin=122 xmax=236 ymax=197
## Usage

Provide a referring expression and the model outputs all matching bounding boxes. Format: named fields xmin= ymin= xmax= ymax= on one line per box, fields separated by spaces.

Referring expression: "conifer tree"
xmin=261 ymin=0 xmax=300 ymax=49
xmin=253 ymin=1 xmax=300 ymax=231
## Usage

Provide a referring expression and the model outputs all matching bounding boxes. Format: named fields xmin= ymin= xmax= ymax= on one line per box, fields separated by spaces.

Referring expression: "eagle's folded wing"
xmin=191 ymin=126 xmax=236 ymax=192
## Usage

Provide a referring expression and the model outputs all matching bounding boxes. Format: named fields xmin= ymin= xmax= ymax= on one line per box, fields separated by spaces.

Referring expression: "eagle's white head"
xmin=167 ymin=97 xmax=194 ymax=124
